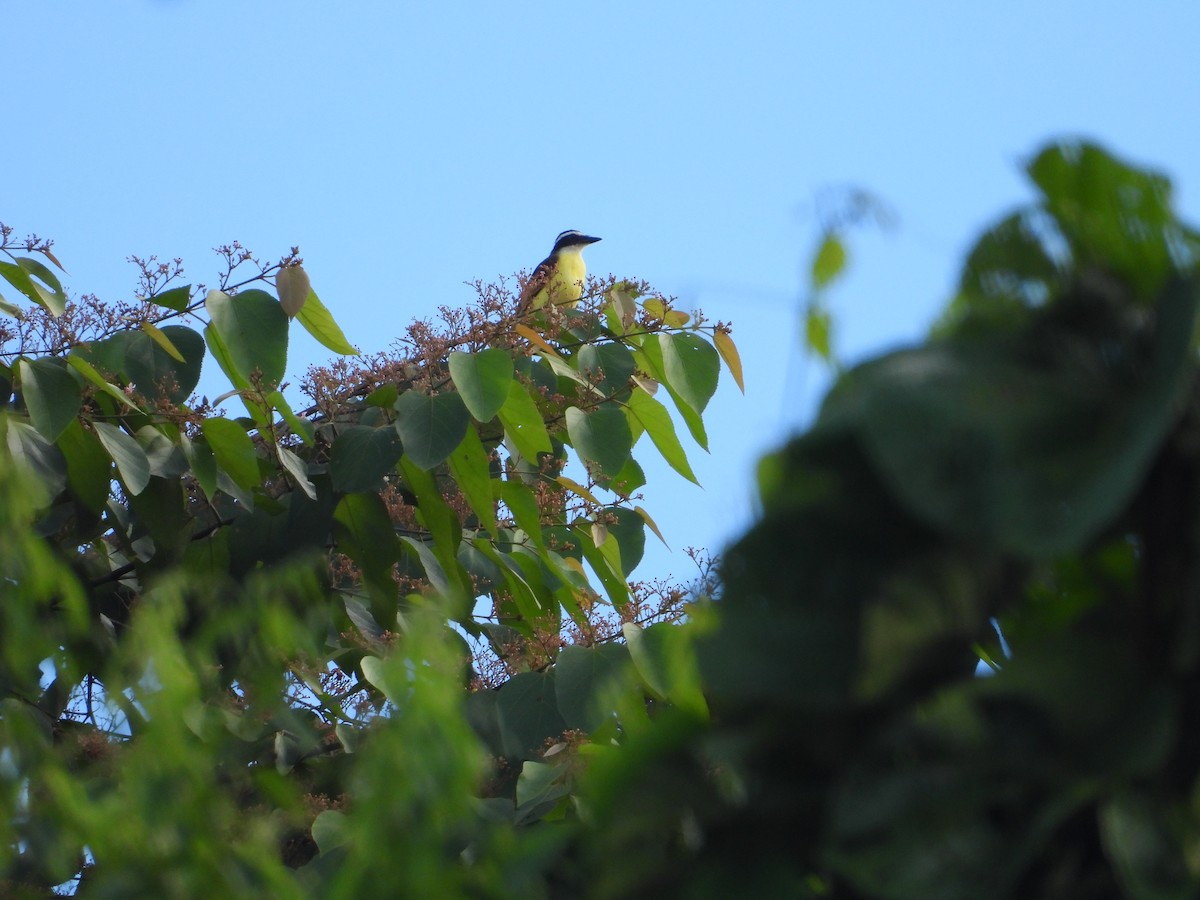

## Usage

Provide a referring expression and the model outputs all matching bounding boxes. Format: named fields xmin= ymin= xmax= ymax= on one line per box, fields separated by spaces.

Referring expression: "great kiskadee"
xmin=518 ymin=230 xmax=602 ymax=313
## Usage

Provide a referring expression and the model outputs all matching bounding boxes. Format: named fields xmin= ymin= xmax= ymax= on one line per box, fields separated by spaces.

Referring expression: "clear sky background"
xmin=5 ymin=3 xmax=1200 ymax=584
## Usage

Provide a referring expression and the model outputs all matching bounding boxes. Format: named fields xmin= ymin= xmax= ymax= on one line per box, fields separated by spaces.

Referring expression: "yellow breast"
xmin=537 ymin=250 xmax=587 ymax=309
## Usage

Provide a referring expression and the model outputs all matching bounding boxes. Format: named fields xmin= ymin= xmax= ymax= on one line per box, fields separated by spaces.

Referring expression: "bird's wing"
xmin=518 ymin=255 xmax=556 ymax=312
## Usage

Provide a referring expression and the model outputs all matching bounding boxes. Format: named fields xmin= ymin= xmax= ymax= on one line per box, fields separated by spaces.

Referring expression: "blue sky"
xmin=6 ymin=2 xmax=1200 ymax=583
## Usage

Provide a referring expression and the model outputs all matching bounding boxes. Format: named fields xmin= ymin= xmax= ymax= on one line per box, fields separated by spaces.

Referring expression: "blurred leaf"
xmin=1029 ymin=141 xmax=1176 ymax=298
xmin=311 ymin=810 xmax=350 ymax=855
xmin=811 ymin=231 xmax=848 ymax=289
xmin=805 ymin=306 xmax=833 ymax=362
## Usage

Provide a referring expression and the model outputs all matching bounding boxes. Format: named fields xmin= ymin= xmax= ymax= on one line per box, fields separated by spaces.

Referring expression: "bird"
xmin=517 ymin=230 xmax=601 ymax=313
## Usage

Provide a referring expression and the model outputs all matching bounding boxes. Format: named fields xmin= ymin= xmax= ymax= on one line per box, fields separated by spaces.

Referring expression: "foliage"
xmin=5 ymin=138 xmax=1200 ymax=898
xmin=0 ymin=225 xmax=734 ymax=895
xmin=570 ymin=141 xmax=1200 ymax=898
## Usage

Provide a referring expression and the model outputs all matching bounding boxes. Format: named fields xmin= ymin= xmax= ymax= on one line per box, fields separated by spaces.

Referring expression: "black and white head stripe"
xmin=551 ymin=230 xmax=601 ymax=253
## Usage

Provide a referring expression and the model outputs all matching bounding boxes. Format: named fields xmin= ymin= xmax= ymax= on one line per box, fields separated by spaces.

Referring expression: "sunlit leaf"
xmin=297 ymin=285 xmax=359 ymax=355
xmin=625 ymin=388 xmax=699 ymax=485
xmin=497 ymin=380 xmax=552 ymax=461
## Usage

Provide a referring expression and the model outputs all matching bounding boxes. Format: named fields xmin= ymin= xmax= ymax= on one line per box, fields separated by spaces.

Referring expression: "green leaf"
xmin=329 ymin=424 xmax=404 ymax=493
xmin=555 ymin=643 xmax=632 ymax=731
xmin=334 ymin=493 xmax=403 ymax=609
xmin=515 ymin=760 xmax=567 ymax=811
xmin=276 ymin=265 xmax=311 ymax=318
xmin=607 ymin=507 xmax=646 ymax=576
xmin=57 ymin=419 xmax=110 ymax=513
xmin=399 ymin=456 xmax=467 ymax=603
xmin=449 ymin=349 xmax=513 ymax=421
xmin=5 ymin=419 xmax=67 ymax=499
xmin=204 ymin=288 xmax=289 ymax=388
xmin=311 ymin=810 xmax=350 ymax=855
xmin=93 ymin=422 xmax=151 ymax=495
xmin=805 ymin=306 xmax=833 ymax=361
xmin=495 ymin=671 xmax=568 ymax=760
xmin=577 ymin=342 xmax=636 ymax=397
xmin=18 ymin=357 xmax=82 ymax=442
xmin=565 ymin=406 xmax=632 ymax=478
xmin=497 ymin=380 xmax=553 ymax=461
xmin=623 ymin=622 xmax=707 ymax=718
xmin=277 ymin=445 xmax=316 ymax=500
xmin=151 ymin=284 xmax=192 ymax=312
xmin=296 ymin=285 xmax=358 ymax=355
xmin=659 ymin=332 xmax=720 ymax=415
xmin=574 ymin=523 xmax=630 ymax=612
xmin=140 ymin=322 xmax=185 ymax=363
xmin=267 ymin=390 xmax=315 ymax=445
xmin=394 ymin=391 xmax=471 ymax=470
xmin=4 ymin=258 xmax=67 ymax=315
xmin=180 ymin=434 xmax=218 ymax=500
xmin=66 ymin=352 xmax=139 ymax=412
xmin=200 ymin=417 xmax=260 ymax=492
xmin=625 ymin=388 xmax=699 ymax=485
xmin=811 ymin=231 xmax=848 ymax=289
xmin=1028 ymin=141 xmax=1176 ymax=298
xmin=500 ymin=480 xmax=545 ymax=551
xmin=447 ymin=425 xmax=498 ymax=536
xmin=124 ymin=325 xmax=205 ymax=404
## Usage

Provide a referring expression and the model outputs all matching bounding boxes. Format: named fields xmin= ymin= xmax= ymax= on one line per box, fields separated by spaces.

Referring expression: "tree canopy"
xmin=4 ymin=140 xmax=1200 ymax=898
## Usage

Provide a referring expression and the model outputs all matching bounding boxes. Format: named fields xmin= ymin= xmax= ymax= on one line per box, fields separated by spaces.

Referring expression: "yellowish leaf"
xmin=713 ymin=330 xmax=744 ymax=393
xmin=556 ymin=475 xmax=602 ymax=506
xmin=140 ymin=321 xmax=186 ymax=362
xmin=634 ymin=504 xmax=670 ymax=549
xmin=513 ymin=323 xmax=560 ymax=358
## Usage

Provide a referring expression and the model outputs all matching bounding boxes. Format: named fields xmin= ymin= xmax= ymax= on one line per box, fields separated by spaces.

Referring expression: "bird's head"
xmin=551 ymin=230 xmax=601 ymax=255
